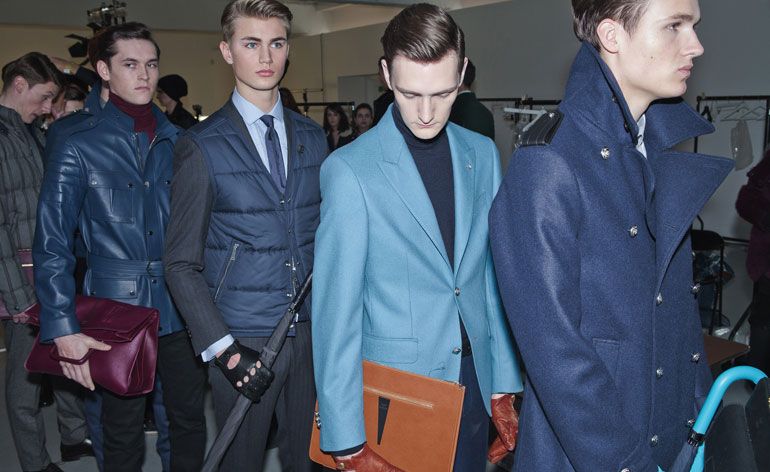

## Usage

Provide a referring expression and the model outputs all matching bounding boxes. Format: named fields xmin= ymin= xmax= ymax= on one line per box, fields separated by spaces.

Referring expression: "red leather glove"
xmin=487 ymin=394 xmax=519 ymax=463
xmin=333 ymin=444 xmax=404 ymax=471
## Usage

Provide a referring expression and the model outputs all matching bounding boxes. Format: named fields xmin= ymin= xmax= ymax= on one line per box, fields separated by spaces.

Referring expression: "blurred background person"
xmin=156 ymin=74 xmax=198 ymax=129
xmin=322 ymin=103 xmax=349 ymax=152
xmin=338 ymin=102 xmax=372 ymax=147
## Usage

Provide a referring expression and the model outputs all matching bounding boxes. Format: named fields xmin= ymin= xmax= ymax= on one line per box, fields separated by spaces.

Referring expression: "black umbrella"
xmin=201 ymin=273 xmax=313 ymax=472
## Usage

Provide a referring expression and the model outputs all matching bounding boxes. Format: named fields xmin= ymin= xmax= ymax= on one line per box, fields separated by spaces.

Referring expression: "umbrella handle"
xmin=686 ymin=366 xmax=767 ymax=472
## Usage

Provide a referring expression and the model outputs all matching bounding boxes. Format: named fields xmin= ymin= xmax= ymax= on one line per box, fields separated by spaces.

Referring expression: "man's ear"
xmin=220 ymin=41 xmax=234 ymax=65
xmin=596 ymin=18 xmax=622 ymax=55
xmin=380 ymin=58 xmax=392 ymax=91
xmin=96 ymin=60 xmax=111 ymax=82
xmin=12 ymin=75 xmax=29 ymax=94
xmin=458 ymin=56 xmax=468 ymax=88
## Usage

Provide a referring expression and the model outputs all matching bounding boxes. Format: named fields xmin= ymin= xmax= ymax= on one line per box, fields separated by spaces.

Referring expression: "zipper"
xmin=213 ymin=242 xmax=240 ymax=302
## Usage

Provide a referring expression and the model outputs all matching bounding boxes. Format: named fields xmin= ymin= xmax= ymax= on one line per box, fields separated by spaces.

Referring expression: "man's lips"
xmin=257 ymin=69 xmax=275 ymax=77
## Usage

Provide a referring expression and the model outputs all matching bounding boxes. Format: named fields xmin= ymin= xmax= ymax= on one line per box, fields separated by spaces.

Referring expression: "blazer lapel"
xmin=375 ymin=110 xmax=451 ymax=270
xmin=448 ymin=125 xmax=476 ymax=275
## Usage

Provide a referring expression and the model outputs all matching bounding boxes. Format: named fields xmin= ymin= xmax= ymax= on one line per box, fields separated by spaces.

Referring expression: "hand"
xmin=11 ymin=303 xmax=37 ymax=324
xmin=333 ymin=444 xmax=404 ymax=471
xmin=53 ymin=333 xmax=111 ymax=391
xmin=488 ymin=393 xmax=519 ymax=463
xmin=214 ymin=340 xmax=274 ymax=402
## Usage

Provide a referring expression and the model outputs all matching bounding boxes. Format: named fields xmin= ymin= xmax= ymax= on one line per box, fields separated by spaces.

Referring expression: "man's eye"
xmin=245 ymin=42 xmax=257 ymax=49
xmin=271 ymin=41 xmax=285 ymax=49
xmin=667 ymin=22 xmax=681 ymax=31
xmin=403 ymin=93 xmax=416 ymax=99
xmin=148 ymin=63 xmax=158 ymax=69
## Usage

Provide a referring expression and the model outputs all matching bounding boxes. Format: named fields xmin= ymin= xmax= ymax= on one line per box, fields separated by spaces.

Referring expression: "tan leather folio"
xmin=309 ymin=360 xmax=465 ymax=471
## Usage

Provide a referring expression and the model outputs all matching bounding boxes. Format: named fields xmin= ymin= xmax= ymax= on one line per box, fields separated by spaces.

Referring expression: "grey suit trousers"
xmin=209 ymin=321 xmax=318 ymax=472
xmin=4 ymin=321 xmax=88 ymax=471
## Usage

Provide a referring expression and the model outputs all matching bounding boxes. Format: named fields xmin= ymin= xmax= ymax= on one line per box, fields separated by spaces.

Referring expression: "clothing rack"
xmin=296 ymin=101 xmax=355 ymax=115
xmin=694 ymin=95 xmax=770 ymax=153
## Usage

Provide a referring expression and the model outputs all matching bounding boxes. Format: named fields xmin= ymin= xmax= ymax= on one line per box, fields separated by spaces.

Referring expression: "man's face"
xmin=355 ymin=108 xmax=372 ymax=132
xmin=611 ymin=0 xmax=703 ymax=108
xmin=220 ymin=16 xmax=289 ymax=99
xmin=17 ymin=80 xmax=58 ymax=124
xmin=97 ymin=39 xmax=159 ymax=105
xmin=383 ymin=53 xmax=465 ymax=140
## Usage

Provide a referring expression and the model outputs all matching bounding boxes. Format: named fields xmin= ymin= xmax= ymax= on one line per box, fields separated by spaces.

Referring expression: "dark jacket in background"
xmin=736 ymin=148 xmax=770 ymax=282
xmin=166 ymin=104 xmax=198 ymax=130
xmin=489 ymin=43 xmax=732 ymax=472
xmin=164 ymin=100 xmax=327 ymax=354
xmin=449 ymin=91 xmax=495 ymax=140
xmin=33 ymin=102 xmax=185 ymax=341
xmin=372 ymin=90 xmax=394 ymax=126
xmin=0 ymin=105 xmax=44 ymax=315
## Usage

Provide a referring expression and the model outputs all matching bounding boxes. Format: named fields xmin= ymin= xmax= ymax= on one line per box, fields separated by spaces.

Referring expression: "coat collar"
xmin=562 ymin=42 xmax=714 ymax=152
xmin=374 ymin=104 xmax=476 ymax=276
xmin=100 ymin=100 xmax=178 ymax=142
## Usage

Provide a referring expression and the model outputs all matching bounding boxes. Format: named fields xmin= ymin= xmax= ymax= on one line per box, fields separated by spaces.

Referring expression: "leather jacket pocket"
xmin=87 ymin=171 xmax=135 ymax=223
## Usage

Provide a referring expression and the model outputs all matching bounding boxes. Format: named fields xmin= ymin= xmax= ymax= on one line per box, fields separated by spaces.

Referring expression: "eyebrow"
xmin=239 ymin=36 xmax=287 ymax=42
xmin=395 ymin=84 xmax=458 ymax=96
xmin=664 ymin=13 xmax=700 ymax=24
xmin=121 ymin=57 xmax=159 ymax=63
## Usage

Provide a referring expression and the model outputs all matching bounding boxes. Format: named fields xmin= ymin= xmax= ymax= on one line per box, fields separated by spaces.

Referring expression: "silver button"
xmin=284 ymin=261 xmax=291 ymax=267
xmin=454 ymin=287 xmax=461 ymax=296
xmin=91 ymin=180 xmax=98 ymax=185
xmin=601 ymin=147 xmax=610 ymax=159
xmin=628 ymin=226 xmax=638 ymax=237
xmin=144 ymin=181 xmax=150 ymax=188
xmin=656 ymin=293 xmax=663 ymax=305
xmin=686 ymin=418 xmax=695 ymax=427
xmin=452 ymin=347 xmax=462 ymax=354
xmin=621 ymin=469 xmax=630 ymax=472
xmin=691 ymin=352 xmax=701 ymax=363
xmin=466 ymin=162 xmax=472 ymax=170
xmin=650 ymin=434 xmax=659 ymax=446
xmin=656 ymin=367 xmax=664 ymax=379
xmin=286 ymin=293 xmax=292 ymax=298
xmin=314 ymin=412 xmax=321 ymax=428
xmin=691 ymin=283 xmax=701 ymax=295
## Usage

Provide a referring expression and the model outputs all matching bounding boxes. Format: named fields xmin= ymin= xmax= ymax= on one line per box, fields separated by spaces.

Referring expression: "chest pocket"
xmin=87 ymin=171 xmax=135 ymax=223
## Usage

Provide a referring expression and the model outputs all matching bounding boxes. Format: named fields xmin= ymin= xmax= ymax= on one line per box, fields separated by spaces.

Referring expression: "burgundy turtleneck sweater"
xmin=109 ymin=91 xmax=157 ymax=142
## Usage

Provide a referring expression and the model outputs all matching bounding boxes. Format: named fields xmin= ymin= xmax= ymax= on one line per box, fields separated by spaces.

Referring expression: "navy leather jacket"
xmin=33 ymin=101 xmax=185 ymax=342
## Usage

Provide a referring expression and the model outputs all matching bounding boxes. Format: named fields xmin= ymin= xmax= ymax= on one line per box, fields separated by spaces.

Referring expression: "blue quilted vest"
xmin=185 ymin=101 xmax=327 ymax=337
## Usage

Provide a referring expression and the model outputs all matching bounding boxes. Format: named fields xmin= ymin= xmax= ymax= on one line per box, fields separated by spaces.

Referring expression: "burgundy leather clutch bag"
xmin=25 ymin=295 xmax=159 ymax=396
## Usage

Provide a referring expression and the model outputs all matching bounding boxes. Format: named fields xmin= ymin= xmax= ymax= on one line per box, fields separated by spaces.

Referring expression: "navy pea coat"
xmin=489 ymin=43 xmax=732 ymax=472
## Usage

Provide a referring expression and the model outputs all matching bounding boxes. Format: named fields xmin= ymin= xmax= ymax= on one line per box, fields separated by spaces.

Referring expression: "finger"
xmin=87 ymin=339 xmax=112 ymax=351
xmin=60 ymin=362 xmax=73 ymax=380
xmin=80 ymin=362 xmax=95 ymax=391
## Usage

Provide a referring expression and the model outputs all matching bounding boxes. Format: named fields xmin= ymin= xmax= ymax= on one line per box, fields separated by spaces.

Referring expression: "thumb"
xmin=86 ymin=339 xmax=112 ymax=351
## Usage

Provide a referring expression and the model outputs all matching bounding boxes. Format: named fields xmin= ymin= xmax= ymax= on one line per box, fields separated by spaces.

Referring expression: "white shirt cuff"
xmin=201 ymin=335 xmax=235 ymax=362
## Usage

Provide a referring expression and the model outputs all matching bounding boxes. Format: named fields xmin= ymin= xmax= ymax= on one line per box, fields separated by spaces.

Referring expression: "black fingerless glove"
xmin=214 ymin=340 xmax=274 ymax=402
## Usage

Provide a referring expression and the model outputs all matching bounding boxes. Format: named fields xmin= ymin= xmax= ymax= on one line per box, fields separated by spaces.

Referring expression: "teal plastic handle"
xmin=655 ymin=367 xmax=766 ymax=472
xmin=688 ymin=366 xmax=766 ymax=472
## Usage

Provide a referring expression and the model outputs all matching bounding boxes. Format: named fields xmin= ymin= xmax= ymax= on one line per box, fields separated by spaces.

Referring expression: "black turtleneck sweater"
xmin=392 ymin=105 xmax=455 ymax=266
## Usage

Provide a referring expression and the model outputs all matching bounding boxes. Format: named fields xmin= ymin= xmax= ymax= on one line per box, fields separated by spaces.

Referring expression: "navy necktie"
xmin=259 ymin=114 xmax=286 ymax=193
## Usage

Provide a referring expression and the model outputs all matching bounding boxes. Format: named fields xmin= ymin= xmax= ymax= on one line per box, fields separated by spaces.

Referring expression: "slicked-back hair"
xmin=221 ymin=0 xmax=293 ymax=42
xmin=88 ymin=22 xmax=160 ymax=69
xmin=1 ymin=52 xmax=63 ymax=93
xmin=381 ymin=3 xmax=465 ymax=73
xmin=572 ymin=0 xmax=650 ymax=50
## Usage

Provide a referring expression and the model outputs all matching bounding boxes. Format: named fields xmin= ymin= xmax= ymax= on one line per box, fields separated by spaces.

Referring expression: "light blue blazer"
xmin=312 ymin=106 xmax=523 ymax=452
